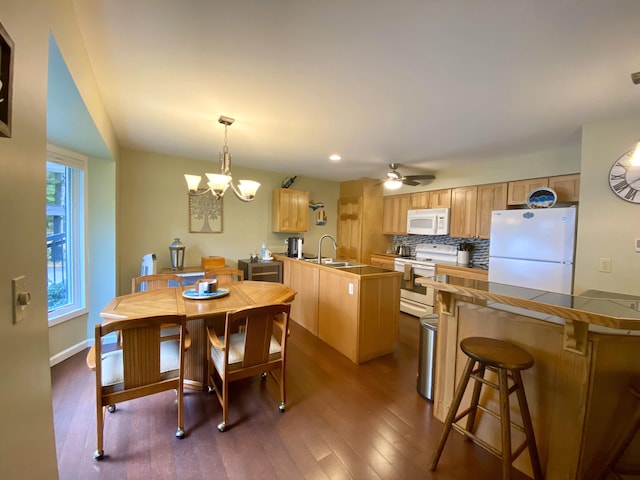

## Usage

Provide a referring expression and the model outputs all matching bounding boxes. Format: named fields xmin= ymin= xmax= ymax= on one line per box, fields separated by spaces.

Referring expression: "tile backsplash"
xmin=393 ymin=235 xmax=490 ymax=267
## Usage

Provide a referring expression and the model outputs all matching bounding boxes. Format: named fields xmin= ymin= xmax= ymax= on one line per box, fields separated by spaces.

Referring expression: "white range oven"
xmin=394 ymin=244 xmax=458 ymax=317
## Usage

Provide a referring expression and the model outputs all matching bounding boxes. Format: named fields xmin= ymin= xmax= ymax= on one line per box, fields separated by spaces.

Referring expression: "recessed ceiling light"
xmin=329 ymin=154 xmax=341 ymax=161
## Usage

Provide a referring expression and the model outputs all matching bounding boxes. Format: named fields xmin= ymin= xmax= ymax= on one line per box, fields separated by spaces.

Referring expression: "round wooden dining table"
xmin=95 ymin=281 xmax=297 ymax=389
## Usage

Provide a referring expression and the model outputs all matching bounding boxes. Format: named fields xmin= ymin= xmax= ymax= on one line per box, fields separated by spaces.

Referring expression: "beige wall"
xmin=0 ymin=1 xmax=59 ymax=477
xmin=574 ymin=115 xmax=640 ymax=296
xmin=117 ymin=148 xmax=340 ymax=295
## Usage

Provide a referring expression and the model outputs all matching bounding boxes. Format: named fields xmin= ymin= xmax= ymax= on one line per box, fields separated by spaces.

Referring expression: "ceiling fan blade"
xmin=405 ymin=174 xmax=436 ymax=181
xmin=402 ymin=179 xmax=420 ymax=186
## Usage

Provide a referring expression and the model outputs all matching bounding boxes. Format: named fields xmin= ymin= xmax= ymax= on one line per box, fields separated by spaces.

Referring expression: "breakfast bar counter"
xmin=417 ymin=274 xmax=640 ymax=479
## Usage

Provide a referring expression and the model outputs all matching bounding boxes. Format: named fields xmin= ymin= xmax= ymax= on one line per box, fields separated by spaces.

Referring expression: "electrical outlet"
xmin=599 ymin=258 xmax=612 ymax=273
xmin=12 ymin=276 xmax=31 ymax=324
xmin=348 ymin=283 xmax=354 ymax=295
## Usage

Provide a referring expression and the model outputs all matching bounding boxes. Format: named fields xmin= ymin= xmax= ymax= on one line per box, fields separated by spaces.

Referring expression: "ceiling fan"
xmin=383 ymin=163 xmax=435 ymax=189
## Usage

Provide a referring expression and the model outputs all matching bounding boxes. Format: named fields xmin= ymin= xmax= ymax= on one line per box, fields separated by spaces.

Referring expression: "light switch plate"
xmin=12 ymin=276 xmax=28 ymax=324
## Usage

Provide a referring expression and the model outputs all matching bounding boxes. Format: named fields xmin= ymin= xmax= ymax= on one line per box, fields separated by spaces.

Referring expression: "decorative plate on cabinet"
xmin=526 ymin=187 xmax=557 ymax=208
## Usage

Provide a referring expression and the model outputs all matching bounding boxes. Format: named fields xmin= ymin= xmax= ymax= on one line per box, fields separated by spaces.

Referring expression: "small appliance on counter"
xmin=286 ymin=237 xmax=304 ymax=258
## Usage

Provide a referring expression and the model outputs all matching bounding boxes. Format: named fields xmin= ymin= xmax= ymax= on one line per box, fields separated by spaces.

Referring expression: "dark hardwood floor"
xmin=52 ymin=313 xmax=531 ymax=479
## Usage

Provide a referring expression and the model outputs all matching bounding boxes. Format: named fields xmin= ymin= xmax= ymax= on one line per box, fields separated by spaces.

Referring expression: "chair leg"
xmin=430 ymin=356 xmax=476 ymax=471
xmin=464 ymin=364 xmax=486 ymax=439
xmin=498 ymin=368 xmax=512 ymax=480
xmin=217 ymin=375 xmax=228 ymax=432
xmin=279 ymin=366 xmax=286 ymax=412
xmin=513 ymin=370 xmax=543 ymax=480
xmin=94 ymin=405 xmax=105 ymax=460
xmin=176 ymin=381 xmax=185 ymax=439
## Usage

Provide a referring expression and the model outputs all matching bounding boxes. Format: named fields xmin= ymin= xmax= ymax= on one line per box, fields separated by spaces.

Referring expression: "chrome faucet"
xmin=317 ymin=234 xmax=338 ymax=264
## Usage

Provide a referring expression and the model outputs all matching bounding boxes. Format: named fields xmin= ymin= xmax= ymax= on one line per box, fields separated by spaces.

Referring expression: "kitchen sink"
xmin=303 ymin=258 xmax=364 ymax=268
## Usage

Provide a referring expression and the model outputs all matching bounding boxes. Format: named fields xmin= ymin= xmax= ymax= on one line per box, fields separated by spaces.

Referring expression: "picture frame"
xmin=188 ymin=190 xmax=223 ymax=233
xmin=0 ymin=21 xmax=14 ymax=138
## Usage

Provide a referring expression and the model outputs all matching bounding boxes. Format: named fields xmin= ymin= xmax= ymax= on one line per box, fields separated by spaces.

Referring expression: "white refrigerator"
xmin=488 ymin=207 xmax=577 ymax=294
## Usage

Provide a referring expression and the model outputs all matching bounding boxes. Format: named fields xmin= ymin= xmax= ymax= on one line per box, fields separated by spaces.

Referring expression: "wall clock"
xmin=608 ymin=149 xmax=640 ymax=204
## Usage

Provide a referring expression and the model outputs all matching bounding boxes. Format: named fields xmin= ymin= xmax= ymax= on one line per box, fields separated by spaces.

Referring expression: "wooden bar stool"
xmin=596 ymin=380 xmax=640 ymax=480
xmin=430 ymin=337 xmax=544 ymax=480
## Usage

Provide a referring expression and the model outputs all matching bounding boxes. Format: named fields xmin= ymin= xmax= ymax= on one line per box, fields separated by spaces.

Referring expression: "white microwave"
xmin=406 ymin=208 xmax=450 ymax=235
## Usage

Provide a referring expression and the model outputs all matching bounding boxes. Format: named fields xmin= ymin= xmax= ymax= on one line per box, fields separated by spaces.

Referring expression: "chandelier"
xmin=184 ymin=116 xmax=260 ymax=202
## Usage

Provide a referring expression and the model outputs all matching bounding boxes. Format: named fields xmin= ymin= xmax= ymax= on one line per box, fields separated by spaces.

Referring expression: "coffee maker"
xmin=286 ymin=237 xmax=303 ymax=258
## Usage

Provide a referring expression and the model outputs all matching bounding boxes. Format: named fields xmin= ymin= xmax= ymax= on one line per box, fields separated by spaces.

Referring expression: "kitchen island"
xmin=274 ymin=254 xmax=402 ymax=364
xmin=417 ymin=274 xmax=640 ymax=480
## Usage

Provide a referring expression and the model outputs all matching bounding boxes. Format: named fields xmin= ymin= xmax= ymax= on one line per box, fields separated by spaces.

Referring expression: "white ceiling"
xmin=69 ymin=0 xmax=640 ymax=183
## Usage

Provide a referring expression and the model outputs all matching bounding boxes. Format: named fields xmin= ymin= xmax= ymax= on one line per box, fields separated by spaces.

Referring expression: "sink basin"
xmin=303 ymin=258 xmax=364 ymax=268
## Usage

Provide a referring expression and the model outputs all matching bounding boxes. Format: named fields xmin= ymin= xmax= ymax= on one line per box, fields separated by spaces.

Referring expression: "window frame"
xmin=47 ymin=144 xmax=88 ymax=326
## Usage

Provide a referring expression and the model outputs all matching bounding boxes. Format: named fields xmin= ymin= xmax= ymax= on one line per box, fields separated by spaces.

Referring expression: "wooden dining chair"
xmin=206 ymin=303 xmax=291 ymax=432
xmin=204 ymin=268 xmax=243 ymax=286
xmin=93 ymin=314 xmax=187 ymax=460
xmin=131 ymin=273 xmax=183 ymax=293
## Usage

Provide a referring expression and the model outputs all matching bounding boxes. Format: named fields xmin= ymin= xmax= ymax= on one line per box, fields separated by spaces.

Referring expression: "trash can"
xmin=417 ymin=314 xmax=438 ymax=401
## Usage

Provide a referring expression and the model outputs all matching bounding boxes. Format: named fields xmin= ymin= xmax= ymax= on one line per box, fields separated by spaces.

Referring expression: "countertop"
xmin=417 ymin=273 xmax=640 ymax=332
xmin=273 ymin=254 xmax=402 ymax=278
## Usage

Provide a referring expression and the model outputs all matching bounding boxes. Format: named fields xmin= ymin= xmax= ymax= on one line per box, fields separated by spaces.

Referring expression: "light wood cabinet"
xmin=409 ymin=189 xmax=451 ymax=209
xmin=449 ymin=186 xmax=478 ymax=238
xmin=336 ymin=196 xmax=362 ymax=262
xmin=337 ymin=179 xmax=388 ymax=263
xmin=272 ymin=188 xmax=309 ymax=232
xmin=409 ymin=191 xmax=430 ymax=209
xmin=382 ymin=194 xmax=410 ymax=235
xmin=278 ymin=255 xmax=401 ymax=364
xmin=281 ymin=257 xmax=319 ymax=334
xmin=475 ymin=182 xmax=508 ymax=238
xmin=507 ymin=178 xmax=549 ymax=205
xmin=317 ymin=268 xmax=400 ymax=364
xmin=549 ymin=173 xmax=580 ymax=202
xmin=429 ymin=189 xmax=452 ymax=208
xmin=450 ymin=183 xmax=507 ymax=239
xmin=370 ymin=253 xmax=395 ymax=270
xmin=508 ymin=175 xmax=580 ymax=205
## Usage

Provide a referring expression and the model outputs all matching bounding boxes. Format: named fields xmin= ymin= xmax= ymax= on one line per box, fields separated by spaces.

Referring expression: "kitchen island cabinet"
xmin=417 ymin=274 xmax=640 ymax=480
xmin=276 ymin=254 xmax=402 ymax=364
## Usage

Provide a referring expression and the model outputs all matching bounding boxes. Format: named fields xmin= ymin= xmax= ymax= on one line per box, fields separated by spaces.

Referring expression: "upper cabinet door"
xmin=548 ymin=174 xmax=580 ymax=203
xmin=428 ymin=189 xmax=452 ymax=208
xmin=409 ymin=191 xmax=430 ymax=209
xmin=272 ymin=188 xmax=309 ymax=232
xmin=507 ymin=178 xmax=549 ymax=205
xmin=475 ymin=182 xmax=507 ymax=239
xmin=382 ymin=194 xmax=410 ymax=235
xmin=449 ymin=186 xmax=478 ymax=238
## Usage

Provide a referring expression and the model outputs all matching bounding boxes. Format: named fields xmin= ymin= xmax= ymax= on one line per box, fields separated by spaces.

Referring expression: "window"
xmin=46 ymin=145 xmax=87 ymax=325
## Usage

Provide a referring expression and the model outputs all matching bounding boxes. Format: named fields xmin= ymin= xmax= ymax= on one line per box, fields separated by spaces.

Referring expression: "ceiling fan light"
xmin=385 ymin=179 xmax=403 ymax=190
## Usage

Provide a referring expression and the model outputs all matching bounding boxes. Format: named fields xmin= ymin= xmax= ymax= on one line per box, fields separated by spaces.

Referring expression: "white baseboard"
xmin=50 ymin=340 xmax=90 ymax=367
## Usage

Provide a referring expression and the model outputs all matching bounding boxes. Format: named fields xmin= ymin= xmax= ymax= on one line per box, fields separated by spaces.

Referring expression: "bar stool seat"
xmin=430 ymin=337 xmax=544 ymax=480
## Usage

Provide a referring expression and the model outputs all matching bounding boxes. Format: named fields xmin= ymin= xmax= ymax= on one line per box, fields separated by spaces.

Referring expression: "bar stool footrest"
xmin=451 ymin=423 xmax=504 ymax=459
